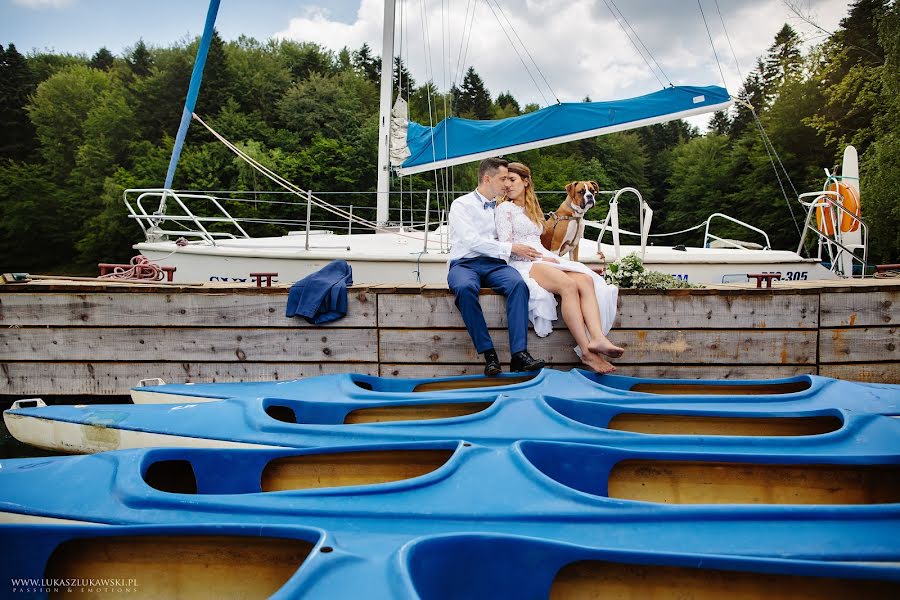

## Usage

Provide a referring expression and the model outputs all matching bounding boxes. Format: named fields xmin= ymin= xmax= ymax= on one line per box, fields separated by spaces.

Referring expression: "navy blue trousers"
xmin=447 ymin=257 xmax=530 ymax=355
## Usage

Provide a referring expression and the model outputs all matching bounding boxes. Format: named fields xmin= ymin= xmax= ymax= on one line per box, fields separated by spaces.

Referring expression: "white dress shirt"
xmin=448 ymin=190 xmax=513 ymax=261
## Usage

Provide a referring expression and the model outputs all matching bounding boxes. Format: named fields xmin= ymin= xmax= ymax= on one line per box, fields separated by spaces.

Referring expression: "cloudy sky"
xmin=3 ymin=0 xmax=851 ymax=112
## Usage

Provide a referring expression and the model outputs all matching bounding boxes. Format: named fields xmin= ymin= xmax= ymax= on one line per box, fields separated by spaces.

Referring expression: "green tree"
xmin=455 ymin=67 xmax=492 ymax=119
xmin=763 ymin=24 xmax=803 ymax=92
xmin=860 ymin=0 xmax=900 ymax=262
xmin=281 ymin=40 xmax=337 ymax=82
xmin=352 ymin=43 xmax=380 ymax=84
xmin=277 ymin=71 xmax=376 ymax=143
xmin=0 ymin=43 xmax=37 ymax=160
xmin=338 ymin=47 xmax=352 ymax=72
xmin=89 ymin=47 xmax=115 ymax=71
xmin=0 ymin=161 xmax=73 ymax=270
xmin=131 ymin=45 xmax=193 ymax=142
xmin=730 ymin=60 xmax=767 ymax=138
xmin=25 ymin=52 xmax=87 ymax=84
xmin=193 ymin=30 xmax=233 ymax=118
xmin=225 ymin=37 xmax=292 ymax=117
xmin=709 ymin=110 xmax=731 ymax=136
xmin=664 ymin=134 xmax=734 ymax=246
xmin=72 ymin=84 xmax=139 ymax=192
xmin=26 ymin=65 xmax=114 ymax=177
xmin=127 ymin=40 xmax=153 ymax=78
xmin=494 ymin=91 xmax=520 ymax=118
xmin=393 ymin=56 xmax=415 ymax=100
xmin=807 ymin=0 xmax=889 ymax=153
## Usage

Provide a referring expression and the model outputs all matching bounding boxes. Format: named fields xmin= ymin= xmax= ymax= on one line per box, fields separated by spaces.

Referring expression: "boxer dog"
xmin=541 ymin=180 xmax=599 ymax=261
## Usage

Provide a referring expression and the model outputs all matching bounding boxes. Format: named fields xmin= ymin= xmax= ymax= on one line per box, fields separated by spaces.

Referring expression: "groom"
xmin=447 ymin=157 xmax=546 ymax=376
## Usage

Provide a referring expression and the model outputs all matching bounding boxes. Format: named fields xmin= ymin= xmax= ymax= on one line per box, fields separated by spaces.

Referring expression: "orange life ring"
xmin=815 ymin=181 xmax=860 ymax=235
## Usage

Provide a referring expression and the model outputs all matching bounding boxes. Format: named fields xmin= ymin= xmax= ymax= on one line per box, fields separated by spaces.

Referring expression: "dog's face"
xmin=565 ymin=181 xmax=599 ymax=215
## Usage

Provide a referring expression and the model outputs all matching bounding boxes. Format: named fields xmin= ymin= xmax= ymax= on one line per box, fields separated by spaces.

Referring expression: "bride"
xmin=495 ymin=162 xmax=624 ymax=373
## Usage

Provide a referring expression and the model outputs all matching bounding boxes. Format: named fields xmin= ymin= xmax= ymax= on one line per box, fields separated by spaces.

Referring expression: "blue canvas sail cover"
xmin=394 ymin=85 xmax=732 ymax=175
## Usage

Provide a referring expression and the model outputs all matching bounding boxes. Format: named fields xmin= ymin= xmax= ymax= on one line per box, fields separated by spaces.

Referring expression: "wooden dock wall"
xmin=1 ymin=280 xmax=898 ymax=396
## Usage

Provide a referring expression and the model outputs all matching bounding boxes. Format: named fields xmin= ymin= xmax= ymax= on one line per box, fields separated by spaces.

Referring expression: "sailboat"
xmin=128 ymin=0 xmax=845 ymax=285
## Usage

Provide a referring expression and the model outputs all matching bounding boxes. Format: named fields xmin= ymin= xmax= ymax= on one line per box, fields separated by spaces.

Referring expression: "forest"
xmin=0 ymin=0 xmax=897 ymax=274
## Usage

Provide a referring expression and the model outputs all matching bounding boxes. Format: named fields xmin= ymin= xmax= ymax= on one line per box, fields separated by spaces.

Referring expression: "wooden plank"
xmin=380 ymin=364 xmax=817 ymax=379
xmin=0 ymin=292 xmax=376 ymax=327
xmin=820 ymin=290 xmax=900 ymax=327
xmin=818 ymin=326 xmax=899 ymax=363
xmin=0 ymin=327 xmax=377 ymax=362
xmin=0 ymin=362 xmax=378 ymax=396
xmin=819 ymin=363 xmax=900 ymax=384
xmin=614 ymin=293 xmax=817 ymax=329
xmin=376 ymin=293 xmax=817 ymax=329
xmin=378 ymin=329 xmax=816 ymax=365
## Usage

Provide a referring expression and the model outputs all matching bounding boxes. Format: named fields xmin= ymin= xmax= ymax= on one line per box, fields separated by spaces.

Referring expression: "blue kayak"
xmin=3 ymin=521 xmax=898 ymax=599
xmin=5 ymin=369 xmax=900 ymax=453
xmin=129 ymin=368 xmax=899 ymax=405
xmin=1 ymin=440 xmax=899 ymax=598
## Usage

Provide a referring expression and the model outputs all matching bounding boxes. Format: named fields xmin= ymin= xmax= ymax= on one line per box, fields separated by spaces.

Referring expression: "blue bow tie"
xmin=483 ymin=200 xmax=497 ymax=210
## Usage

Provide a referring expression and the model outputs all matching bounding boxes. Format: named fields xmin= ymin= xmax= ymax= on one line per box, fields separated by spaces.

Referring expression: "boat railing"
xmin=124 ymin=188 xmax=451 ymax=250
xmin=796 ymin=180 xmax=868 ymax=278
xmin=703 ymin=213 xmax=772 ymax=250
xmin=585 ymin=188 xmax=652 ymax=261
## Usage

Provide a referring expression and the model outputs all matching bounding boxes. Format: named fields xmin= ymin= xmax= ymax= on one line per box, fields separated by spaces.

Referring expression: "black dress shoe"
xmin=483 ymin=349 xmax=502 ymax=377
xmin=510 ymin=350 xmax=545 ymax=372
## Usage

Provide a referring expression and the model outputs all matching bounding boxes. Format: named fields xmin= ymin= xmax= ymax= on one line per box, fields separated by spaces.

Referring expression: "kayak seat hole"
xmin=265 ymin=405 xmax=297 ymax=423
xmin=261 ymin=449 xmax=454 ymax=491
xmin=607 ymin=414 xmax=842 ymax=436
xmin=551 ymin=561 xmax=900 ymax=599
xmin=46 ymin=535 xmax=314 ymax=599
xmin=609 ymin=461 xmax=900 ymax=505
xmin=629 ymin=381 xmax=811 ymax=395
xmin=354 ymin=381 xmax=374 ymax=390
xmin=344 ymin=402 xmax=493 ymax=424
xmin=143 ymin=460 xmax=198 ymax=494
xmin=412 ymin=374 xmax=536 ymax=393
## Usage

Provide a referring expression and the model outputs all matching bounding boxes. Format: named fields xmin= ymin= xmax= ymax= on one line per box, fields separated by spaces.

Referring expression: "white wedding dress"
xmin=495 ymin=200 xmax=618 ymax=337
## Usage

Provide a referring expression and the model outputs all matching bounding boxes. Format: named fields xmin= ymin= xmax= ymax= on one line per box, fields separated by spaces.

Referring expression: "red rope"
xmin=98 ymin=256 xmax=166 ymax=281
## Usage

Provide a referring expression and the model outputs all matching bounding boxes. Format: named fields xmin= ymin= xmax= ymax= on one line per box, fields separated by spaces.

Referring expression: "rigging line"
xmin=418 ymin=0 xmax=443 ymax=203
xmin=697 ymin=0 xmax=729 ymax=90
xmin=453 ymin=0 xmax=479 ymax=113
xmin=484 ymin=0 xmax=549 ymax=106
xmin=452 ymin=0 xmax=476 ymax=89
xmin=591 ymin=221 xmax=708 ymax=238
xmin=491 ymin=0 xmax=559 ymax=103
xmin=441 ymin=0 xmax=451 ymax=207
xmin=602 ymin=0 xmax=666 ymax=89
xmin=195 ymin=113 xmax=446 ymax=246
xmin=608 ymin=0 xmax=672 ymax=87
xmin=746 ymin=105 xmax=803 ymax=239
xmin=713 ymin=0 xmax=744 ymax=86
xmin=397 ymin=0 xmax=404 ymax=227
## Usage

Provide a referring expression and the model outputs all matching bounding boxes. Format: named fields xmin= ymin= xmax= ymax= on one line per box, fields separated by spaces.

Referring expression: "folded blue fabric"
xmin=285 ymin=260 xmax=353 ymax=324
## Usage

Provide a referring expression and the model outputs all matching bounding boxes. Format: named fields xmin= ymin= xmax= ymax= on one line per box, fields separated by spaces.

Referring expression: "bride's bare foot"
xmin=581 ymin=351 xmax=616 ymax=374
xmin=588 ymin=337 xmax=625 ymax=358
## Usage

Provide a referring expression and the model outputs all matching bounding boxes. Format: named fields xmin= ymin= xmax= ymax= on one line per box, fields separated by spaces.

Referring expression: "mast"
xmin=163 ymin=0 xmax=221 ymax=189
xmin=375 ymin=0 xmax=396 ymax=227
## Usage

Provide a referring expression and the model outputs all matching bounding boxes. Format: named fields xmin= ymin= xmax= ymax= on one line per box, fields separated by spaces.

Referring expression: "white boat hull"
xmin=137 ymin=233 xmax=836 ymax=285
xmin=3 ymin=412 xmax=275 ymax=454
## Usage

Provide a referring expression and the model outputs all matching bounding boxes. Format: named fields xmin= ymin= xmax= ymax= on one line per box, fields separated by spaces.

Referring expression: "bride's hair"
xmin=501 ymin=162 xmax=544 ymax=227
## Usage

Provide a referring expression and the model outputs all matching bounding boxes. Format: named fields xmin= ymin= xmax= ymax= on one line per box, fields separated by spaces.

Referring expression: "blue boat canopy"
xmin=393 ymin=85 xmax=732 ymax=175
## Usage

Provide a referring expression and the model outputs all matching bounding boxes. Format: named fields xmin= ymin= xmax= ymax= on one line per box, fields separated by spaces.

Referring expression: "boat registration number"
xmin=763 ymin=271 xmax=808 ymax=281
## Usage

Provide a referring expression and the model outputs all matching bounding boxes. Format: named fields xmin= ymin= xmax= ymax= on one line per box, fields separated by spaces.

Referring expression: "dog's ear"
xmin=589 ymin=181 xmax=599 ymax=192
xmin=566 ymin=182 xmax=576 ymax=196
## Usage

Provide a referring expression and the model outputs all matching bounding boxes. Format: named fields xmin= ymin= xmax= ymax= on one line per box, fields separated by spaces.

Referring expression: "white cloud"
xmin=274 ymin=0 xmax=850 ymax=112
xmin=12 ymin=0 xmax=75 ymax=8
